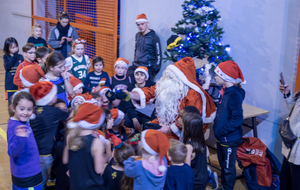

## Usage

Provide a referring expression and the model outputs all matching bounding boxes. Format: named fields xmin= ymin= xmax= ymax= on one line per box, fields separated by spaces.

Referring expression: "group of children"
xmin=3 ymin=14 xmax=247 ymax=190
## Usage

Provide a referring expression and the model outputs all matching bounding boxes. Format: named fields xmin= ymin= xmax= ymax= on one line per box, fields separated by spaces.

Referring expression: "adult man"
xmin=127 ymin=13 xmax=162 ymax=82
xmin=129 ymin=57 xmax=216 ymax=139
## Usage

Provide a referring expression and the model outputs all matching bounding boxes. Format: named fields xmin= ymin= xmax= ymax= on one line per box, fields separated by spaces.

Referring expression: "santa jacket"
xmin=213 ymin=85 xmax=245 ymax=145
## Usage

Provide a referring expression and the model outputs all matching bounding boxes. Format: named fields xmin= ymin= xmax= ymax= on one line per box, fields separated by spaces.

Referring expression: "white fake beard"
xmin=155 ymin=69 xmax=189 ymax=125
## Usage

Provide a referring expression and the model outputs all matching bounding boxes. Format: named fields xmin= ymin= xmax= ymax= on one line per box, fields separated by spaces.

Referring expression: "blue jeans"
xmin=13 ymin=182 xmax=43 ymax=190
xmin=39 ymin=155 xmax=54 ymax=189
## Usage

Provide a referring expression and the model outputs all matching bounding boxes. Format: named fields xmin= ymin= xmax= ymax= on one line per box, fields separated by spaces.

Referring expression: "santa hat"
xmin=107 ymin=133 xmax=124 ymax=149
xmin=135 ymin=13 xmax=148 ymax=23
xmin=165 ymin=57 xmax=215 ymax=123
xmin=110 ymin=108 xmax=124 ymax=126
xmin=214 ymin=61 xmax=246 ymax=84
xmin=72 ymin=38 xmax=86 ymax=47
xmin=68 ymin=102 xmax=105 ymax=129
xmin=98 ymin=78 xmax=106 ymax=86
xmin=134 ymin=66 xmax=149 ymax=80
xmin=29 ymin=81 xmax=57 ymax=106
xmin=20 ymin=64 xmax=45 ymax=87
xmin=71 ymin=94 xmax=86 ymax=109
xmin=114 ymin=58 xmax=129 ymax=68
xmin=98 ymin=86 xmax=111 ymax=96
xmin=70 ymin=77 xmax=84 ymax=92
xmin=141 ymin=129 xmax=169 ymax=172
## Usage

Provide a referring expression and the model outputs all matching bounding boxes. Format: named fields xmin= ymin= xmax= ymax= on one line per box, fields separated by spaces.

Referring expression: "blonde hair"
xmin=168 ymin=139 xmax=187 ymax=164
xmin=68 ymin=125 xmax=85 ymax=151
xmin=31 ymin=24 xmax=42 ymax=36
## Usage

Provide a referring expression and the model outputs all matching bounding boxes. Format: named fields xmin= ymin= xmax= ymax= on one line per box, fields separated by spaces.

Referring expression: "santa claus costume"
xmin=130 ymin=57 xmax=216 ymax=139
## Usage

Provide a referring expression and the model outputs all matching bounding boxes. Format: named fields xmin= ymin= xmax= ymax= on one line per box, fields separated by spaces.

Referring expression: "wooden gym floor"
xmin=0 ymin=50 xmax=247 ymax=190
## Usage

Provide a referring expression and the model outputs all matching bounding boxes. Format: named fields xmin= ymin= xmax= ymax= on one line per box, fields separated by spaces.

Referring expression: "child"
xmin=29 ymin=81 xmax=70 ymax=188
xmin=35 ymin=46 xmax=52 ymax=72
xmin=27 ymin=24 xmax=47 ymax=47
xmin=110 ymin=58 xmax=132 ymax=114
xmin=68 ymin=77 xmax=84 ymax=101
xmin=109 ymin=108 xmax=128 ymax=142
xmin=19 ymin=64 xmax=45 ymax=88
xmin=124 ymin=129 xmax=169 ymax=189
xmin=3 ymin=37 xmax=24 ymax=101
xmin=65 ymin=38 xmax=91 ymax=83
xmin=13 ymin=43 xmax=37 ymax=90
xmin=48 ymin=11 xmax=79 ymax=58
xmin=103 ymin=134 xmax=135 ymax=190
xmin=213 ymin=61 xmax=245 ymax=190
xmin=180 ymin=106 xmax=209 ymax=190
xmin=84 ymin=56 xmax=110 ymax=93
xmin=7 ymin=91 xmax=43 ymax=189
xmin=42 ymin=52 xmax=73 ymax=106
xmin=63 ymin=103 xmax=106 ymax=189
xmin=164 ymin=139 xmax=194 ymax=190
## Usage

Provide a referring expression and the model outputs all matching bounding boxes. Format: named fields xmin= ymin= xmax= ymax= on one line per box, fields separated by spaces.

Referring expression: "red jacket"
xmin=237 ymin=137 xmax=272 ymax=187
xmin=13 ymin=60 xmax=36 ymax=90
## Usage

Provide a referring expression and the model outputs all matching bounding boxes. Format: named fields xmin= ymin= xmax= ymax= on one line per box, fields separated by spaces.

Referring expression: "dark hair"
xmin=9 ymin=92 xmax=36 ymax=117
xmin=58 ymin=11 xmax=70 ymax=20
xmin=45 ymin=52 xmax=65 ymax=72
xmin=115 ymin=144 xmax=134 ymax=190
xmin=168 ymin=139 xmax=187 ymax=164
xmin=36 ymin=46 xmax=52 ymax=59
xmin=3 ymin=37 xmax=19 ymax=55
xmin=92 ymin=56 xmax=104 ymax=68
xmin=181 ymin=108 xmax=205 ymax=154
xmin=55 ymin=98 xmax=66 ymax=105
xmin=90 ymin=92 xmax=101 ymax=99
xmin=22 ymin=43 xmax=36 ymax=53
xmin=101 ymin=109 xmax=111 ymax=132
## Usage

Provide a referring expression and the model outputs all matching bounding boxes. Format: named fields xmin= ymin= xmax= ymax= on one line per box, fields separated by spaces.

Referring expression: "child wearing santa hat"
xmin=213 ymin=60 xmax=246 ymax=190
xmin=124 ymin=129 xmax=170 ymax=189
xmin=63 ymin=103 xmax=106 ymax=189
xmin=69 ymin=77 xmax=84 ymax=98
xmin=102 ymin=134 xmax=135 ymax=190
xmin=108 ymin=108 xmax=128 ymax=142
xmin=29 ymin=81 xmax=70 ymax=188
xmin=110 ymin=58 xmax=132 ymax=114
xmin=19 ymin=64 xmax=45 ymax=88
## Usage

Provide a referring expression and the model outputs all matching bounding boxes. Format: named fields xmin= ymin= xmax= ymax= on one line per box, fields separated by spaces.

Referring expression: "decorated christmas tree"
xmin=165 ymin=0 xmax=232 ymax=89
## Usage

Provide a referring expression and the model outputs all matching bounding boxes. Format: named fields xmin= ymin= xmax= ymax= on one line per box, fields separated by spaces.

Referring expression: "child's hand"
xmin=93 ymin=86 xmax=101 ymax=93
xmin=158 ymin=124 xmax=172 ymax=134
xmin=279 ymin=84 xmax=290 ymax=95
xmin=133 ymin=118 xmax=142 ymax=132
xmin=62 ymin=66 xmax=70 ymax=79
xmin=15 ymin=125 xmax=28 ymax=137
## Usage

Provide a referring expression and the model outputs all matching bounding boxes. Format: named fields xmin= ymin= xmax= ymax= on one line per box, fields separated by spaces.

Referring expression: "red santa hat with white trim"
xmin=29 ymin=81 xmax=57 ymax=106
xmin=135 ymin=13 xmax=148 ymax=23
xmin=68 ymin=102 xmax=105 ymax=130
xmin=214 ymin=60 xmax=246 ymax=84
xmin=98 ymin=86 xmax=111 ymax=96
xmin=110 ymin=108 xmax=124 ymax=126
xmin=114 ymin=58 xmax=129 ymax=68
xmin=134 ymin=66 xmax=149 ymax=80
xmin=70 ymin=94 xmax=86 ymax=109
xmin=70 ymin=77 xmax=84 ymax=92
xmin=20 ymin=64 xmax=45 ymax=87
xmin=141 ymin=129 xmax=170 ymax=172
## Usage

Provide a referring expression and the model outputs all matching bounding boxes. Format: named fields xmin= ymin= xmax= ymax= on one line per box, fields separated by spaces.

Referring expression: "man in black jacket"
xmin=127 ymin=13 xmax=162 ymax=83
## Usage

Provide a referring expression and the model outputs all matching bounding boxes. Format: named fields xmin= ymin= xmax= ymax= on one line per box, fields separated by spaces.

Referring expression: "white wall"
xmin=0 ymin=0 xmax=31 ymax=53
xmin=120 ymin=0 xmax=300 ymax=160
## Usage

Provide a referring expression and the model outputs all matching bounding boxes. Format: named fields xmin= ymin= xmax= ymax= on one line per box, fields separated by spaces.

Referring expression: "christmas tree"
xmin=165 ymin=0 xmax=232 ymax=89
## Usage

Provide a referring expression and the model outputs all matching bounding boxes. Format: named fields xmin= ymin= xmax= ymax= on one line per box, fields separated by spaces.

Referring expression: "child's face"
xmin=101 ymin=93 xmax=109 ymax=105
xmin=24 ymin=47 xmax=36 ymax=61
xmin=74 ymin=44 xmax=84 ymax=57
xmin=37 ymin=53 xmax=49 ymax=66
xmin=73 ymin=97 xmax=84 ymax=108
xmin=11 ymin=99 xmax=34 ymax=122
xmin=59 ymin=18 xmax=69 ymax=27
xmin=50 ymin=60 xmax=65 ymax=77
xmin=74 ymin=87 xmax=83 ymax=95
xmin=215 ymin=75 xmax=225 ymax=86
xmin=94 ymin=61 xmax=103 ymax=73
xmin=33 ymin=27 xmax=42 ymax=38
xmin=54 ymin=102 xmax=68 ymax=112
xmin=115 ymin=65 xmax=127 ymax=76
xmin=9 ymin=43 xmax=18 ymax=55
xmin=135 ymin=72 xmax=146 ymax=84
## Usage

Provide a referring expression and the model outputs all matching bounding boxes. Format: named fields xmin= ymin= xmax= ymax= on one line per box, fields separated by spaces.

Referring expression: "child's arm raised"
xmin=123 ymin=157 xmax=140 ymax=178
xmin=62 ymin=134 xmax=70 ymax=164
xmin=91 ymin=138 xmax=106 ymax=174
xmin=62 ymin=66 xmax=74 ymax=95
xmin=7 ymin=125 xmax=28 ymax=158
xmin=184 ymin=144 xmax=193 ymax=166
